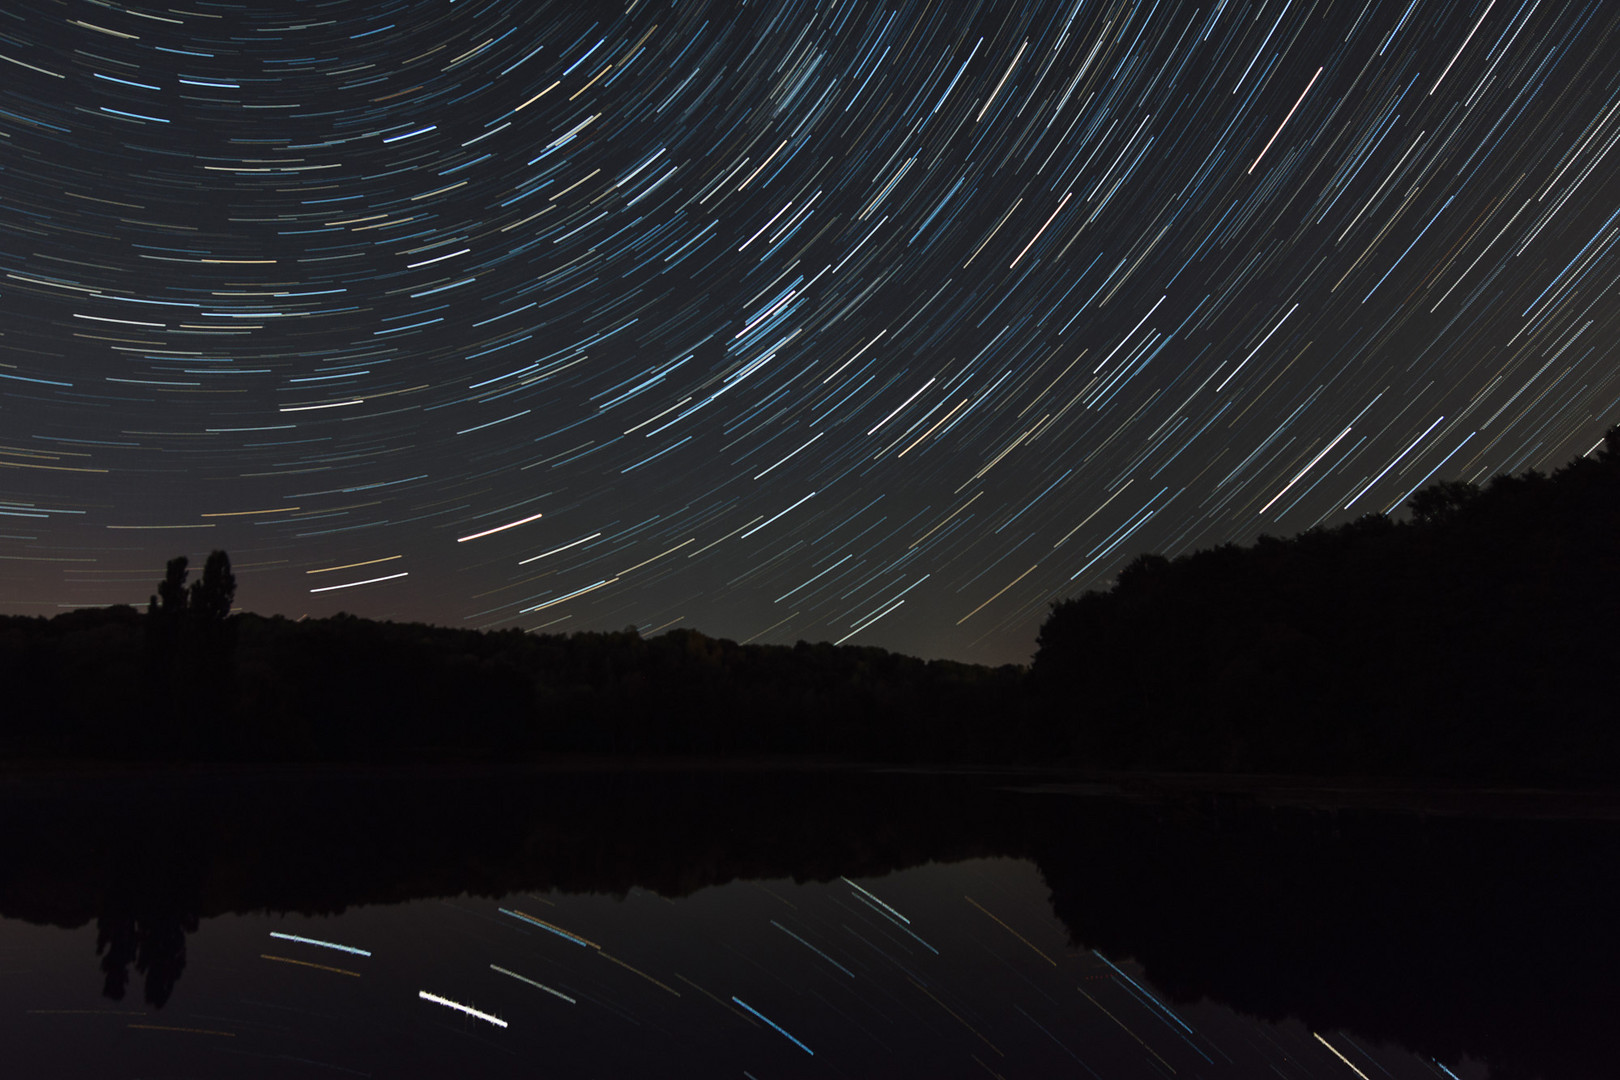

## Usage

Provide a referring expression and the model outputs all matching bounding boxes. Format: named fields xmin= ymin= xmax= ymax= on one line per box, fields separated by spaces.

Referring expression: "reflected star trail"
xmin=6 ymin=858 xmax=1498 ymax=1079
xmin=4 ymin=0 xmax=1619 ymax=661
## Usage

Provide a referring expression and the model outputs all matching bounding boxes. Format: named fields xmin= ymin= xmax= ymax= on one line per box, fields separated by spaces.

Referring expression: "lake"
xmin=1 ymin=764 xmax=1615 ymax=1078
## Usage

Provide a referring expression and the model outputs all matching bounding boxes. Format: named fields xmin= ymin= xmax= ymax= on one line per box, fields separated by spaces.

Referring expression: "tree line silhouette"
xmin=3 ymin=428 xmax=1620 ymax=777
xmin=1031 ymin=426 xmax=1620 ymax=781
xmin=0 ymin=551 xmax=1025 ymax=762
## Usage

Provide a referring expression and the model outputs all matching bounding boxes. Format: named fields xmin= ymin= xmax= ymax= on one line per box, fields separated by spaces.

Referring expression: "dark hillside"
xmin=1032 ymin=429 xmax=1620 ymax=781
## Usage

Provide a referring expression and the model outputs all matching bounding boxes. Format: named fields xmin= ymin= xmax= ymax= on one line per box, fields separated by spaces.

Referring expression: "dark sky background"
xmin=3 ymin=0 xmax=1617 ymax=665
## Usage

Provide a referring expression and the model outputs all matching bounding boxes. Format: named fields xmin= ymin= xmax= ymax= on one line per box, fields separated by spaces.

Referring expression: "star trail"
xmin=4 ymin=0 xmax=1619 ymax=662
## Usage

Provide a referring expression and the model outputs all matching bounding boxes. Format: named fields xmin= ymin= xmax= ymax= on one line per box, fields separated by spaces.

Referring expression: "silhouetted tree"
xmin=1601 ymin=423 xmax=1620 ymax=462
xmin=188 ymin=552 xmax=238 ymax=750
xmin=150 ymin=555 xmax=189 ymax=617
xmin=142 ymin=557 xmax=189 ymax=746
xmin=1408 ymin=479 xmax=1481 ymax=525
xmin=187 ymin=550 xmax=235 ymax=622
xmin=141 ymin=551 xmax=238 ymax=754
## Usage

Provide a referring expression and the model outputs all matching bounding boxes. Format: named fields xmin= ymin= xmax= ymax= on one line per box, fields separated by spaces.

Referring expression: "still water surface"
xmin=0 ymin=765 xmax=1613 ymax=1079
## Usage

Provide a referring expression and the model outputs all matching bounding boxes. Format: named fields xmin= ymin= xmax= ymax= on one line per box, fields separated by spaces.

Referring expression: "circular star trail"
xmin=3 ymin=0 xmax=1618 ymax=663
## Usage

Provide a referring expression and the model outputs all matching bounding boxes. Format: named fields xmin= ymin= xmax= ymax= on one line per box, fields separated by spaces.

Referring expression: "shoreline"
xmin=4 ymin=755 xmax=1618 ymax=818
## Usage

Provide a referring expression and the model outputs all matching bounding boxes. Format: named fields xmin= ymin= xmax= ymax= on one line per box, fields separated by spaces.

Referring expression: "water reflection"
xmin=3 ymin=859 xmax=1489 ymax=1080
xmin=0 ymin=766 xmax=1614 ymax=1078
xmin=96 ymin=910 xmax=196 ymax=1007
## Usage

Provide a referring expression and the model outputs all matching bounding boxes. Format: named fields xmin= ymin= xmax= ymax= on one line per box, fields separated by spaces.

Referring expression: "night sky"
xmin=4 ymin=0 xmax=1618 ymax=664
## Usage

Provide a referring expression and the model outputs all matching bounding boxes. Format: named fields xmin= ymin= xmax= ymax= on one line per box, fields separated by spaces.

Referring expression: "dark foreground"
xmin=1 ymin=762 xmax=1616 ymax=1079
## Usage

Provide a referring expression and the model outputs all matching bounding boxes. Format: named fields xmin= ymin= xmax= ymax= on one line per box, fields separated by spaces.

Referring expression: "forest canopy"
xmin=1031 ymin=427 xmax=1620 ymax=780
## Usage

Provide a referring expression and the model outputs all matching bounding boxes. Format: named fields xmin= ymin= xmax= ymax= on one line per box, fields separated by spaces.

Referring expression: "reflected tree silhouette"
xmin=96 ymin=911 xmax=195 ymax=1008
